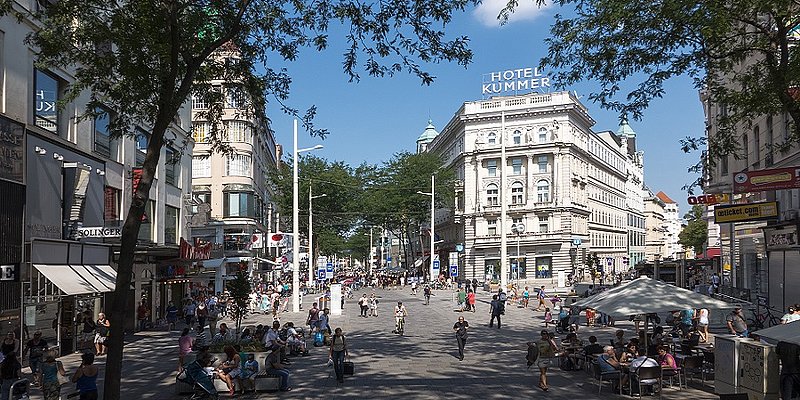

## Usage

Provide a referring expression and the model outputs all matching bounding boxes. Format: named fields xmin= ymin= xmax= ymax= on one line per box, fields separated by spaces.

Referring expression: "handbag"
xmin=343 ymin=359 xmax=354 ymax=376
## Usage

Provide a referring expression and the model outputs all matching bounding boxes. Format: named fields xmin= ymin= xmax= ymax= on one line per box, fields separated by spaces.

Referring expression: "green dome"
xmin=617 ymin=119 xmax=637 ymax=137
xmin=417 ymin=119 xmax=439 ymax=143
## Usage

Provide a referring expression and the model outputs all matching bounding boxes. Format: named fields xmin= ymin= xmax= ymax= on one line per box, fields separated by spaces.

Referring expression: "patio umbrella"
xmin=753 ymin=320 xmax=800 ymax=346
xmin=572 ymin=276 xmax=736 ymax=348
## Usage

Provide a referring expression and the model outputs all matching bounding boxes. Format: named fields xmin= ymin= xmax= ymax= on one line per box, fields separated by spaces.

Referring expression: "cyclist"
xmin=394 ymin=301 xmax=408 ymax=335
xmin=423 ymin=285 xmax=432 ymax=305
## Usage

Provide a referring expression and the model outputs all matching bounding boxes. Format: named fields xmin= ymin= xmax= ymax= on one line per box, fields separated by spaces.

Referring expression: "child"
xmin=240 ymin=353 xmax=259 ymax=392
xmin=544 ymin=307 xmax=553 ymax=327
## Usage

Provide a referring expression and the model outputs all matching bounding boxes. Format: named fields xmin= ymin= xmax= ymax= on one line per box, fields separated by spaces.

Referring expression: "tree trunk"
xmin=103 ymin=112 xmax=170 ymax=399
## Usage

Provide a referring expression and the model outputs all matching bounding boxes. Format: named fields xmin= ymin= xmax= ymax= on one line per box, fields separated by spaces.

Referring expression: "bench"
xmin=176 ymin=351 xmax=281 ymax=394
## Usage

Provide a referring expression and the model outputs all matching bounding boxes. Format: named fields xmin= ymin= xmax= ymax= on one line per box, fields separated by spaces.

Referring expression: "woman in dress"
xmin=40 ymin=351 xmax=67 ymax=400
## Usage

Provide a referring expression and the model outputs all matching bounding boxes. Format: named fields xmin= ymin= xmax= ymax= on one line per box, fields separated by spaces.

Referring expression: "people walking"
xmin=79 ymin=311 xmax=95 ymax=351
xmin=183 ymin=299 xmax=196 ymax=327
xmin=40 ymin=351 xmax=66 ymax=400
xmin=136 ymin=300 xmax=150 ymax=332
xmin=0 ymin=351 xmax=21 ymax=400
xmin=535 ymin=285 xmax=547 ymax=311
xmin=368 ymin=293 xmax=379 ymax=317
xmin=165 ymin=301 xmax=178 ymax=331
xmin=522 ymin=286 xmax=530 ymax=308
xmin=72 ymin=352 xmax=99 ymax=400
xmin=423 ymin=285 xmax=432 ymax=305
xmin=534 ymin=330 xmax=559 ymax=391
xmin=94 ymin=313 xmax=110 ymax=356
xmin=457 ymin=288 xmax=466 ymax=312
xmin=453 ymin=316 xmax=469 ymax=361
xmin=358 ymin=294 xmax=369 ymax=317
xmin=329 ymin=328 xmax=349 ymax=383
xmin=24 ymin=330 xmax=48 ymax=386
xmin=489 ymin=295 xmax=502 ymax=329
xmin=467 ymin=290 xmax=476 ymax=312
xmin=307 ymin=302 xmax=321 ymax=332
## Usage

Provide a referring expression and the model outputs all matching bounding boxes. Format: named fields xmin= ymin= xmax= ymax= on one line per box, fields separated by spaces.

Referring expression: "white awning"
xmin=226 ymin=257 xmax=251 ymax=263
xmin=76 ymin=265 xmax=116 ymax=292
xmin=198 ymin=258 xmax=226 ymax=269
xmin=34 ymin=265 xmax=102 ymax=296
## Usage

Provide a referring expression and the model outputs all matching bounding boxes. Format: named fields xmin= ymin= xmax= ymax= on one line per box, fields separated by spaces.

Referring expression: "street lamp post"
xmin=308 ymin=186 xmax=327 ymax=290
xmin=292 ymin=119 xmax=323 ymax=313
xmin=511 ymin=223 xmax=525 ymax=284
xmin=417 ymin=174 xmax=435 ymax=282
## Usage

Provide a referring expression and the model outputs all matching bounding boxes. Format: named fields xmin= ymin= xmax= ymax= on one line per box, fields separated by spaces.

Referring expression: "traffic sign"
xmin=432 ymin=260 xmax=440 ymax=270
xmin=450 ymin=265 xmax=458 ymax=277
xmin=572 ymin=238 xmax=582 ymax=246
xmin=326 ymin=263 xmax=334 ymax=279
xmin=318 ymin=269 xmax=326 ymax=280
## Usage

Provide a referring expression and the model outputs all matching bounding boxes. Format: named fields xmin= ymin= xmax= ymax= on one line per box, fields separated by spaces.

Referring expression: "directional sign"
xmin=432 ymin=260 xmax=440 ymax=270
xmin=326 ymin=263 xmax=334 ymax=279
xmin=450 ymin=265 xmax=458 ymax=277
xmin=318 ymin=269 xmax=326 ymax=280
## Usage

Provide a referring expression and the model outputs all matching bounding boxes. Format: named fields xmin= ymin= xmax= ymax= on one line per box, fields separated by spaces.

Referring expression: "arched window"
xmin=487 ymin=132 xmax=497 ymax=144
xmin=486 ymin=183 xmax=499 ymax=206
xmin=511 ymin=181 xmax=524 ymax=204
xmin=538 ymin=127 xmax=548 ymax=143
xmin=513 ymin=130 xmax=522 ymax=145
xmin=536 ymin=180 xmax=550 ymax=203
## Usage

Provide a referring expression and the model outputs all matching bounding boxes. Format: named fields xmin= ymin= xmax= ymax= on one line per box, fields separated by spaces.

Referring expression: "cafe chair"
xmin=662 ymin=366 xmax=682 ymax=390
xmin=702 ymin=351 xmax=715 ymax=381
xmin=629 ymin=366 xmax=663 ymax=399
xmin=681 ymin=355 xmax=704 ymax=386
xmin=590 ymin=361 xmax=622 ymax=394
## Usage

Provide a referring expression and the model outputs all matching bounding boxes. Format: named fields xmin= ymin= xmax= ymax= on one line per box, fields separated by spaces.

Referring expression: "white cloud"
xmin=472 ymin=0 xmax=551 ymax=27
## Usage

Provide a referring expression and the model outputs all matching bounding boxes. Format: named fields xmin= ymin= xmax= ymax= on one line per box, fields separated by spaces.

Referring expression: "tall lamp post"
xmin=308 ymin=187 xmax=327 ymax=289
xmin=292 ymin=119 xmax=323 ymax=313
xmin=511 ymin=222 xmax=525 ymax=284
xmin=417 ymin=174 xmax=435 ymax=282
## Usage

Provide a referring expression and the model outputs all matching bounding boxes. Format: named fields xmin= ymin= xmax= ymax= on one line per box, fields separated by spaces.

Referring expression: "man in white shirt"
xmin=629 ymin=349 xmax=659 ymax=394
xmin=263 ymin=321 xmax=289 ymax=364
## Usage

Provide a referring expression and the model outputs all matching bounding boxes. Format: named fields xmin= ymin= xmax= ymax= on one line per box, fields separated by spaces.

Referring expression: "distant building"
xmin=644 ymin=191 xmax=684 ymax=261
xmin=423 ymin=91 xmax=644 ymax=283
xmin=619 ymin=121 xmax=648 ymax=268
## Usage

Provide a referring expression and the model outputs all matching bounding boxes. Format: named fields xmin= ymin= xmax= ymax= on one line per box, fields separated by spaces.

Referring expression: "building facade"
xmin=425 ymin=91 xmax=644 ymax=284
xmin=619 ymin=121 xmax=648 ymax=267
xmin=189 ymin=48 xmax=279 ymax=292
xmin=1 ymin=1 xmax=194 ymax=350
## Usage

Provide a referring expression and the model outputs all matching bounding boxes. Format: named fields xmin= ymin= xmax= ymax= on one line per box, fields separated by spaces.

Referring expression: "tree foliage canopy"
xmin=679 ymin=205 xmax=708 ymax=253
xmin=537 ymin=0 xmax=800 ymax=188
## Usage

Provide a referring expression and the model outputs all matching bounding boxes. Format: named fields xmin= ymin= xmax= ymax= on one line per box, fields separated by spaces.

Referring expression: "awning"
xmin=198 ymin=258 xmax=225 ymax=269
xmin=33 ymin=264 xmax=112 ymax=296
xmin=226 ymin=257 xmax=251 ymax=264
xmin=754 ymin=320 xmax=800 ymax=346
xmin=87 ymin=265 xmax=117 ymax=291
xmin=696 ymin=248 xmax=721 ymax=259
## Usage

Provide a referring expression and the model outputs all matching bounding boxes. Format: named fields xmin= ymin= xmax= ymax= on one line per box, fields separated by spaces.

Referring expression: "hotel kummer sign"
xmin=0 ymin=115 xmax=24 ymax=184
xmin=733 ymin=167 xmax=800 ymax=193
xmin=482 ymin=67 xmax=551 ymax=97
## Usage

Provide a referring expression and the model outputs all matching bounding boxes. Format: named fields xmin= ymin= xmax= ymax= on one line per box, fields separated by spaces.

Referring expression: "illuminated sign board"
xmin=713 ymin=202 xmax=779 ymax=224
xmin=482 ymin=67 xmax=551 ymax=96
xmin=687 ymin=193 xmax=731 ymax=205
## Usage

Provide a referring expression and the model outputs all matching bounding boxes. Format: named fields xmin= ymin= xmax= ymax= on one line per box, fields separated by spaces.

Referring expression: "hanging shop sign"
xmin=733 ymin=167 xmax=800 ymax=193
xmin=0 ymin=115 xmax=24 ymax=184
xmin=180 ymin=237 xmax=212 ymax=260
xmin=764 ymin=224 xmax=800 ymax=251
xmin=713 ymin=201 xmax=779 ymax=224
xmin=0 ymin=264 xmax=19 ymax=282
xmin=481 ymin=67 xmax=551 ymax=96
xmin=687 ymin=193 xmax=731 ymax=205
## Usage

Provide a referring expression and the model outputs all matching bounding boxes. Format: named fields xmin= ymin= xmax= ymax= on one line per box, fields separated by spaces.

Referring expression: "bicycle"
xmin=747 ymin=306 xmax=781 ymax=331
xmin=394 ymin=317 xmax=405 ymax=335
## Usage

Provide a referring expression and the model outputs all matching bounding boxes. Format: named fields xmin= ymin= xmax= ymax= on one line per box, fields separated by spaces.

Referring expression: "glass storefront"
xmin=535 ymin=256 xmax=552 ymax=279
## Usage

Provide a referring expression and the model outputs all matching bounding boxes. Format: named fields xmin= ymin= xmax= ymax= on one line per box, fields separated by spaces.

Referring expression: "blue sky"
xmin=269 ymin=1 xmax=703 ymax=214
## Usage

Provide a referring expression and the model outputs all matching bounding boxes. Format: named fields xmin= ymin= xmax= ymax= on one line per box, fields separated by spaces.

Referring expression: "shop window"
xmin=535 ymin=256 xmax=552 ymax=278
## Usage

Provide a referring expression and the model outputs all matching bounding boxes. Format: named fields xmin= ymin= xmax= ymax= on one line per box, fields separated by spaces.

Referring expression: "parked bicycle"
xmin=747 ymin=306 xmax=781 ymax=331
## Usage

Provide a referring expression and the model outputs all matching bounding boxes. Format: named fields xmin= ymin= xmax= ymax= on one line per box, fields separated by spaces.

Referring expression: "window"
xmin=536 ymin=180 xmax=550 ymax=203
xmin=512 ymin=217 xmax=523 ymax=227
xmin=192 ymin=94 xmax=208 ymax=110
xmin=512 ymin=158 xmax=522 ymax=175
xmin=486 ymin=183 xmax=499 ymax=206
xmin=766 ymin=116 xmax=774 ymax=166
xmin=34 ymin=69 xmax=59 ymax=133
xmin=537 ymin=155 xmax=548 ymax=173
xmin=138 ymin=200 xmax=155 ymax=242
xmin=192 ymin=123 xmax=208 ymax=143
xmin=104 ymin=186 xmax=120 ymax=222
xmin=192 ymin=155 xmax=211 ymax=178
xmin=753 ymin=125 xmax=760 ymax=166
xmin=511 ymin=181 xmax=524 ymax=204
xmin=165 ymin=147 xmax=178 ymax=186
xmin=721 ymin=155 xmax=728 ymax=175
xmin=224 ymin=192 xmax=256 ymax=218
xmin=538 ymin=127 xmax=548 ymax=143
xmin=513 ymin=130 xmax=521 ymax=145
xmin=487 ymin=219 xmax=497 ymax=236
xmin=225 ymin=154 xmax=251 ymax=177
xmin=191 ymin=192 xmax=211 ymax=214
xmin=742 ymin=133 xmax=749 ymax=165
xmin=487 ymin=160 xmax=497 ymax=177
xmin=94 ymin=107 xmax=113 ymax=158
xmin=487 ymin=132 xmax=497 ymax=144
xmin=226 ymin=88 xmax=245 ymax=109
xmin=135 ymin=129 xmax=148 ymax=166
xmin=539 ymin=216 xmax=549 ymax=233
xmin=165 ymin=206 xmax=179 ymax=244
xmin=225 ymin=121 xmax=250 ymax=142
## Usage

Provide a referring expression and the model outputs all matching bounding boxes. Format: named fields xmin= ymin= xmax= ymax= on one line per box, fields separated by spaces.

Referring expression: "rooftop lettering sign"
xmin=482 ymin=67 xmax=551 ymax=97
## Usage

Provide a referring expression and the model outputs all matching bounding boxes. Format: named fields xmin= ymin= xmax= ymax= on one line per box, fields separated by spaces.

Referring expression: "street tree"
xmin=23 ymin=0 xmax=477 ymax=396
xmin=679 ymin=205 xmax=709 ymax=253
xmin=535 ymin=0 xmax=800 ymax=188
xmin=225 ymin=264 xmax=252 ymax=333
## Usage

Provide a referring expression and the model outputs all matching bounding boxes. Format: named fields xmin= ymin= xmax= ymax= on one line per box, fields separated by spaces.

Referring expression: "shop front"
xmin=764 ymin=222 xmax=800 ymax=311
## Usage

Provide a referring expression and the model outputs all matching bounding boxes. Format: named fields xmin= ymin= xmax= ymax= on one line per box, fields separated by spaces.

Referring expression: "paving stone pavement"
xmin=23 ymin=287 xmax=723 ymax=399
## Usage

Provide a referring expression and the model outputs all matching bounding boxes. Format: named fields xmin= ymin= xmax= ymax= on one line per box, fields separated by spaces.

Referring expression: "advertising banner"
xmin=733 ymin=167 xmax=800 ymax=193
xmin=713 ymin=202 xmax=779 ymax=223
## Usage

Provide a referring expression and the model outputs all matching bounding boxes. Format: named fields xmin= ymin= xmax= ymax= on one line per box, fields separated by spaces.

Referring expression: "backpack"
xmin=526 ymin=342 xmax=539 ymax=368
xmin=313 ymin=332 xmax=324 ymax=347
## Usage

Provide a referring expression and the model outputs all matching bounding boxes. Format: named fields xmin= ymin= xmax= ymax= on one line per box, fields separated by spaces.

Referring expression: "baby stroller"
xmin=8 ymin=379 xmax=28 ymax=400
xmin=177 ymin=361 xmax=218 ymax=399
xmin=555 ymin=314 xmax=570 ymax=334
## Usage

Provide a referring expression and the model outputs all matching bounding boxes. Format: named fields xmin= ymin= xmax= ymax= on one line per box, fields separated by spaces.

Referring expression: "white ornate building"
xmin=423 ymin=91 xmax=640 ymax=283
